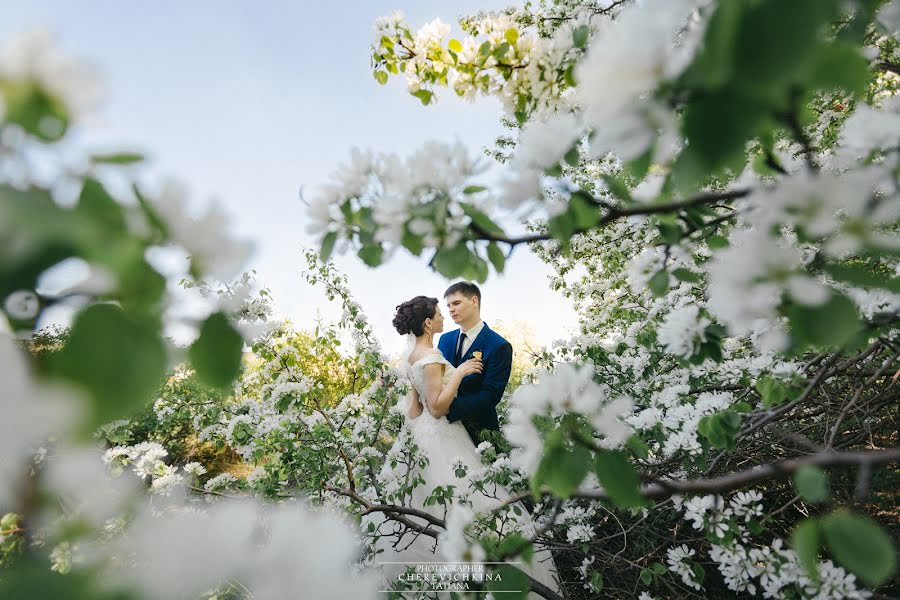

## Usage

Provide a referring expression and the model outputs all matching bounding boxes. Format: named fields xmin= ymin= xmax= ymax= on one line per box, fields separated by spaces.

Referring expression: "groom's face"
xmin=445 ymin=292 xmax=478 ymax=327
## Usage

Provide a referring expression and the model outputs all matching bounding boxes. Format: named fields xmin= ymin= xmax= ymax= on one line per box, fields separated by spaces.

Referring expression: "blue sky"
xmin=1 ymin=0 xmax=579 ymax=355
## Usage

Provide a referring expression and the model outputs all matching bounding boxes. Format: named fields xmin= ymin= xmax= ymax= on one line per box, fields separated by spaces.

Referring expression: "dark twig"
xmin=470 ymin=188 xmax=751 ymax=247
xmin=493 ymin=447 xmax=900 ymax=506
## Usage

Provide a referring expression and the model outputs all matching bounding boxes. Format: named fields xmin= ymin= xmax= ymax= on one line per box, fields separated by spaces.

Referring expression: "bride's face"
xmin=426 ymin=305 xmax=445 ymax=334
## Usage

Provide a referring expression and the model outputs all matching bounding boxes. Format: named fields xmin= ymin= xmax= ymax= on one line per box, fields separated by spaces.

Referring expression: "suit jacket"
xmin=438 ymin=323 xmax=513 ymax=444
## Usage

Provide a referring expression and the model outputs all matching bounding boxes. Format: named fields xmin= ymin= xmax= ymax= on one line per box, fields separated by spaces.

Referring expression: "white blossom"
xmin=666 ymin=544 xmax=701 ymax=590
xmin=0 ymin=334 xmax=84 ymax=508
xmin=657 ymin=305 xmax=711 ymax=360
xmin=151 ymin=179 xmax=254 ymax=281
xmin=0 ymin=29 xmax=104 ymax=119
xmin=439 ymin=504 xmax=485 ymax=564
xmin=3 ymin=289 xmax=39 ymax=320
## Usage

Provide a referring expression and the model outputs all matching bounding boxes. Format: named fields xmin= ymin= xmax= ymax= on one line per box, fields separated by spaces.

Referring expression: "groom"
xmin=438 ymin=282 xmax=513 ymax=446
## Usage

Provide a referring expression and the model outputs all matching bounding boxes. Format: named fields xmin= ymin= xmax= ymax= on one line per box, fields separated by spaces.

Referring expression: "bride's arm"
xmin=422 ymin=363 xmax=465 ymax=418
xmin=407 ymin=387 xmax=423 ymax=419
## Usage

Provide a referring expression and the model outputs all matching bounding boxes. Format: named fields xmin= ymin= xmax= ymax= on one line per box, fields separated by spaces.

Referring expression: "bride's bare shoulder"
xmin=419 ymin=350 xmax=446 ymax=373
xmin=408 ymin=348 xmax=444 ymax=365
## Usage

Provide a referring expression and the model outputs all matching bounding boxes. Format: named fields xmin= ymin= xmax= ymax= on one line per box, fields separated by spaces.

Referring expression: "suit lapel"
xmin=461 ymin=323 xmax=490 ymax=361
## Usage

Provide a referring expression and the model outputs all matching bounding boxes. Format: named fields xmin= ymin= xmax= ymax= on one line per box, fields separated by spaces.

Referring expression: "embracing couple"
xmin=396 ymin=282 xmax=509 ymax=446
xmin=375 ymin=282 xmax=559 ymax=597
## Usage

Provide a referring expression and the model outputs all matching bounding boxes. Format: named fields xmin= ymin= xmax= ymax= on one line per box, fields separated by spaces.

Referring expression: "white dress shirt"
xmin=458 ymin=320 xmax=484 ymax=357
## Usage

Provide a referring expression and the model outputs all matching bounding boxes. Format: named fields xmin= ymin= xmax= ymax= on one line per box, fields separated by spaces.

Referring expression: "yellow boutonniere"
xmin=472 ymin=351 xmax=482 ymax=360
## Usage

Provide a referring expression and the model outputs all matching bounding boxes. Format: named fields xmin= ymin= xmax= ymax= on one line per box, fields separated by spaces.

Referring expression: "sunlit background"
xmin=0 ymin=0 xmax=580 ymax=355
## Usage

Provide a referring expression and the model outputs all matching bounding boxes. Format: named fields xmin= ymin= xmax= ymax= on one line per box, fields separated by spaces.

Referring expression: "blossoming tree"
xmin=3 ymin=1 xmax=900 ymax=600
xmin=304 ymin=0 xmax=900 ymax=597
xmin=0 ymin=30 xmax=377 ymax=600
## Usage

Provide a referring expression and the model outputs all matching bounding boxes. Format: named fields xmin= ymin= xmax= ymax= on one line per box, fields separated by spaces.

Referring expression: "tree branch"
xmin=323 ymin=483 xmax=444 ymax=536
xmin=494 ymin=447 xmax=900 ymax=507
xmin=471 ymin=188 xmax=751 ymax=247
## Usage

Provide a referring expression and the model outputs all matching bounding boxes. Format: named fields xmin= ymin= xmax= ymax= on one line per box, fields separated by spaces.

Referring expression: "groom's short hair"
xmin=444 ymin=282 xmax=481 ymax=306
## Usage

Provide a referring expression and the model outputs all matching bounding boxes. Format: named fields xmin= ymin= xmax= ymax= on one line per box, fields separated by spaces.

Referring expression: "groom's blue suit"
xmin=438 ymin=323 xmax=513 ymax=445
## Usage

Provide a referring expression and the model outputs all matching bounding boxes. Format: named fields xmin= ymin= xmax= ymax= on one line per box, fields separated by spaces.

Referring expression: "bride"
xmin=366 ymin=295 xmax=560 ymax=598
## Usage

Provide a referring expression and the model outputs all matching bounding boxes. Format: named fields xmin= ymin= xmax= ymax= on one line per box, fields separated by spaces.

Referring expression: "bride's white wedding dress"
xmin=367 ymin=348 xmax=560 ymax=598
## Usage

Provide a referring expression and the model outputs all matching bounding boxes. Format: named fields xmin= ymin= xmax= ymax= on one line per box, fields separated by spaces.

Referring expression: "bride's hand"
xmin=457 ymin=358 xmax=483 ymax=377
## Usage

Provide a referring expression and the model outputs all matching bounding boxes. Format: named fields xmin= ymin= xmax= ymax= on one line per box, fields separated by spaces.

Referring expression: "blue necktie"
xmin=454 ymin=333 xmax=466 ymax=365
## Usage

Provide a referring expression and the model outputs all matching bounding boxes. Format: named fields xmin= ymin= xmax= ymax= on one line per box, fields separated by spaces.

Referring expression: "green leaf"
xmin=822 ymin=511 xmax=897 ymax=588
xmin=463 ymin=185 xmax=487 ymax=194
xmin=411 ymin=89 xmax=433 ymax=105
xmin=648 ymin=271 xmax=669 ymax=297
xmin=504 ymin=28 xmax=519 ymax=45
xmin=563 ymin=145 xmax=580 ymax=167
xmin=626 ymin=434 xmax=650 ymax=460
xmin=487 ymin=242 xmax=506 ymax=274
xmin=572 ymin=25 xmax=590 ymax=49
xmin=401 ymin=230 xmax=424 ymax=256
xmin=448 ymin=38 xmax=463 ymax=53
xmin=672 ymin=268 xmax=701 ymax=283
xmin=732 ymin=400 xmax=753 ymax=412
xmin=793 ymin=466 xmax=829 ymax=503
xmin=601 ymin=175 xmax=632 ymax=203
xmin=807 ymin=43 xmax=870 ymax=95
xmin=492 ymin=42 xmax=511 ymax=61
xmin=487 ymin=564 xmax=529 ymax=600
xmin=682 ymin=89 xmax=767 ymax=173
xmin=755 ymin=375 xmax=787 ymax=408
xmin=548 ymin=207 xmax=576 ymax=243
xmin=825 ymin=263 xmax=900 ymax=293
xmin=0 ymin=559 xmax=135 ymax=600
xmin=0 ymin=79 xmax=70 ymax=142
xmin=657 ymin=221 xmax=682 ymax=245
xmin=357 ymin=244 xmax=384 ymax=266
xmin=90 ymin=152 xmax=144 ymax=165
xmin=189 ymin=312 xmax=243 ymax=389
xmin=625 ymin=150 xmax=653 ymax=182
xmin=791 ymin=518 xmax=821 ymax=584
xmin=535 ymin=442 xmax=591 ymax=498
xmin=697 ymin=410 xmax=741 ymax=450
xmin=679 ymin=0 xmax=745 ymax=89
xmin=563 ymin=65 xmax=576 ymax=87
xmin=594 ymin=449 xmax=645 ymax=508
xmin=640 ymin=568 xmax=653 ymax=585
xmin=51 ymin=303 xmax=166 ymax=426
xmin=786 ymin=293 xmax=861 ymax=348
xmin=495 ymin=533 xmax=534 ymax=564
xmin=651 ymin=562 xmax=667 ymax=575
xmin=319 ymin=231 xmax=338 ymax=262
xmin=463 ymin=254 xmax=489 ymax=283
xmin=432 ymin=245 xmax=472 ymax=279
xmin=461 ymin=203 xmax=505 ymax=235
xmin=374 ymin=70 xmax=389 ymax=85
xmin=569 ymin=193 xmax=600 ymax=229
xmin=733 ymin=0 xmax=839 ymax=97
xmin=76 ymin=178 xmax=127 ymax=235
xmin=706 ymin=235 xmax=729 ymax=249
xmin=115 ymin=255 xmax=167 ymax=316
xmin=691 ymin=563 xmax=706 ymax=585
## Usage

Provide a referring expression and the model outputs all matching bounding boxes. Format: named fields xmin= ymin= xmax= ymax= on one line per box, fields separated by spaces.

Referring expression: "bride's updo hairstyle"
xmin=393 ymin=296 xmax=439 ymax=336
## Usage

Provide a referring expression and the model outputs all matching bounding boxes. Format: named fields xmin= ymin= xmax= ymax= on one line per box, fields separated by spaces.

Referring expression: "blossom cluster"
xmin=373 ymin=9 xmax=584 ymax=117
xmin=669 ymin=492 xmax=871 ymax=598
xmin=504 ymin=362 xmax=633 ymax=474
xmin=305 ymin=142 xmax=491 ymax=264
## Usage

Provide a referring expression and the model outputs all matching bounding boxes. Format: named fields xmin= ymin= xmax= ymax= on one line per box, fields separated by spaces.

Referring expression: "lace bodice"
xmin=407 ymin=349 xmax=455 ymax=420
